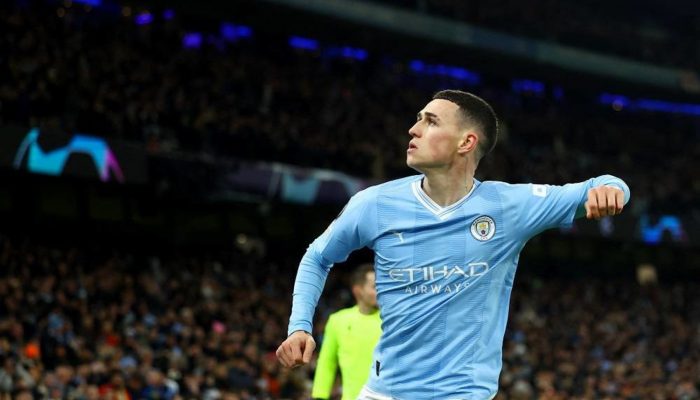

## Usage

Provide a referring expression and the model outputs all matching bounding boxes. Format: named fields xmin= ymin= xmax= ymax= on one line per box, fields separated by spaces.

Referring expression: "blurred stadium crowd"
xmin=1 ymin=0 xmax=699 ymax=399
xmin=0 ymin=235 xmax=698 ymax=399
xmin=0 ymin=235 xmax=310 ymax=400
xmin=0 ymin=1 xmax=697 ymax=216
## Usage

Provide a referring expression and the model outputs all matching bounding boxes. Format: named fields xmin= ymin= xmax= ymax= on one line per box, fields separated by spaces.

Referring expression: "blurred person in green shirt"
xmin=312 ymin=263 xmax=382 ymax=400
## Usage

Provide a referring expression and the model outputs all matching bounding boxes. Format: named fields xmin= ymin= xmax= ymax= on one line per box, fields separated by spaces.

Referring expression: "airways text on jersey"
xmin=388 ymin=262 xmax=490 ymax=295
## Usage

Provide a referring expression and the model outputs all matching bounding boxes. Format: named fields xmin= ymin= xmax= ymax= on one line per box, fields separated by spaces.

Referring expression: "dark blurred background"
xmin=0 ymin=0 xmax=698 ymax=399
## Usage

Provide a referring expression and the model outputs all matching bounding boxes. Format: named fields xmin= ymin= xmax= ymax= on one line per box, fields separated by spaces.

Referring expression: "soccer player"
xmin=277 ymin=90 xmax=630 ymax=399
xmin=312 ymin=263 xmax=382 ymax=400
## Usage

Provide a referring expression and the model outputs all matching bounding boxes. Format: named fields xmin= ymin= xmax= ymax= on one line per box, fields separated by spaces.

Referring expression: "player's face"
xmin=356 ymin=271 xmax=378 ymax=309
xmin=406 ymin=99 xmax=463 ymax=171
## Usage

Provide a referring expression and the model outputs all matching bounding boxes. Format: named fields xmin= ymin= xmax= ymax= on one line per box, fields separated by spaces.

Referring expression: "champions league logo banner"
xmin=14 ymin=128 xmax=125 ymax=183
xmin=0 ymin=126 xmax=147 ymax=184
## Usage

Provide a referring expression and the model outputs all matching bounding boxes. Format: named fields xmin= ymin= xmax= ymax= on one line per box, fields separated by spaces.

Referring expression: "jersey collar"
xmin=411 ymin=177 xmax=478 ymax=220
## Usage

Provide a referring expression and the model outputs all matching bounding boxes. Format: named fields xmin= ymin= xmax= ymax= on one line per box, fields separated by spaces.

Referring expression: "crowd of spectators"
xmin=0 ymin=233 xmax=698 ymax=399
xmin=372 ymin=0 xmax=700 ymax=70
xmin=0 ymin=234 xmax=332 ymax=400
xmin=501 ymin=277 xmax=700 ymax=399
xmin=1 ymin=1 xmax=698 ymax=217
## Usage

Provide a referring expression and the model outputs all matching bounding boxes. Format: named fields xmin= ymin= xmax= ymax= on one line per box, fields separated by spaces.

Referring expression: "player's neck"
xmin=358 ymin=303 xmax=378 ymax=315
xmin=421 ymin=171 xmax=475 ymax=207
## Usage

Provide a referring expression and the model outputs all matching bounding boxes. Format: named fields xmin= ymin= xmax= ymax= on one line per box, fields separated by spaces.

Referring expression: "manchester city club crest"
xmin=470 ymin=216 xmax=496 ymax=241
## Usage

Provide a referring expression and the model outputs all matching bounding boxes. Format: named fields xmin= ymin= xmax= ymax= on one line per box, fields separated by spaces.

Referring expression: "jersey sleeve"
xmin=287 ymin=189 xmax=377 ymax=335
xmin=502 ymin=174 xmax=630 ymax=239
xmin=311 ymin=314 xmax=340 ymax=399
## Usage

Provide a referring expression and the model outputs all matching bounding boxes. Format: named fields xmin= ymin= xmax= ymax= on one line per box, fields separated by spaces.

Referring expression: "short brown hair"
xmin=351 ymin=263 xmax=374 ymax=286
xmin=432 ymin=90 xmax=499 ymax=161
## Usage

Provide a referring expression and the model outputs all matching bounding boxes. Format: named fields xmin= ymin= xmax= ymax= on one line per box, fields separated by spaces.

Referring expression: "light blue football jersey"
xmin=288 ymin=174 xmax=630 ymax=399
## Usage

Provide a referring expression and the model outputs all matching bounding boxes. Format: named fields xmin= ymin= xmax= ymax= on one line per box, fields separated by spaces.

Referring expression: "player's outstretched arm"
xmin=276 ymin=330 xmax=316 ymax=368
xmin=505 ymin=174 xmax=630 ymax=237
xmin=279 ymin=188 xmax=376 ymax=369
xmin=584 ymin=185 xmax=626 ymax=220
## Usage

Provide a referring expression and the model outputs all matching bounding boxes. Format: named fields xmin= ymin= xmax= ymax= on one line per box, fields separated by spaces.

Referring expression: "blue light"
xmin=637 ymin=99 xmax=700 ymax=116
xmin=340 ymin=46 xmax=368 ymax=60
xmin=236 ymin=26 xmax=252 ymax=38
xmin=599 ymin=93 xmax=630 ymax=109
xmin=289 ymin=36 xmax=319 ymax=51
xmin=324 ymin=46 xmax=368 ymax=61
xmin=221 ymin=23 xmax=253 ymax=41
xmin=340 ymin=47 xmax=353 ymax=57
xmin=134 ymin=12 xmax=153 ymax=25
xmin=408 ymin=59 xmax=480 ymax=84
xmin=163 ymin=9 xmax=175 ymax=20
xmin=600 ymin=93 xmax=700 ymax=116
xmin=512 ymin=79 xmax=545 ymax=94
xmin=448 ymin=67 xmax=470 ymax=80
xmin=183 ymin=33 xmax=202 ymax=49
xmin=435 ymin=64 xmax=448 ymax=75
xmin=409 ymin=60 xmax=425 ymax=72
xmin=73 ymin=0 xmax=101 ymax=5
xmin=221 ymin=23 xmax=237 ymax=41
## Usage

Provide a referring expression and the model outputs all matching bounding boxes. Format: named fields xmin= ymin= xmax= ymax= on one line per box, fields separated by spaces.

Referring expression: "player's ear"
xmin=458 ymin=130 xmax=479 ymax=155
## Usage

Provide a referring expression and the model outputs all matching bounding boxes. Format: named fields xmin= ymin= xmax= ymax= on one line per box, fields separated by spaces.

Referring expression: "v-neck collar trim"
xmin=411 ymin=177 xmax=478 ymax=220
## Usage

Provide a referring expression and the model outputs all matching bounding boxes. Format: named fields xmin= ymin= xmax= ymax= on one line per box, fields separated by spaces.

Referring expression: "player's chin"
xmin=406 ymin=162 xmax=423 ymax=174
xmin=406 ymin=159 xmax=425 ymax=173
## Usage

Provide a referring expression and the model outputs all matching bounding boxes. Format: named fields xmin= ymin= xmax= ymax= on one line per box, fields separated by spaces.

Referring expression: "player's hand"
xmin=584 ymin=186 xmax=624 ymax=220
xmin=276 ymin=330 xmax=316 ymax=368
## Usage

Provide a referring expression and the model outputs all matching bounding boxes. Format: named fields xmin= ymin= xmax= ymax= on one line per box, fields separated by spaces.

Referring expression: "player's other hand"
xmin=276 ymin=330 xmax=316 ymax=368
xmin=585 ymin=186 xmax=624 ymax=220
